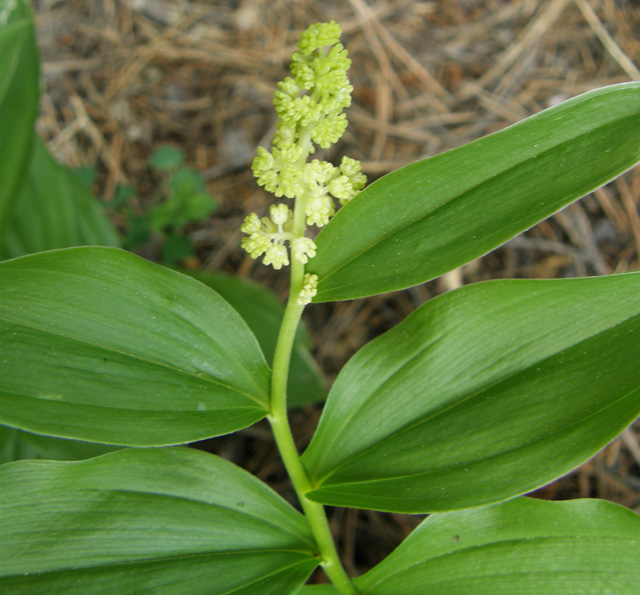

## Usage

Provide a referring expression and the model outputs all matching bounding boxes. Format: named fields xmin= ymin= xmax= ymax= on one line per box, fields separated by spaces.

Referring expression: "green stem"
xmin=268 ymin=280 xmax=357 ymax=595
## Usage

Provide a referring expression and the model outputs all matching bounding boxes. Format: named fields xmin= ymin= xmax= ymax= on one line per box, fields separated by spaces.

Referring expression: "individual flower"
xmin=263 ymin=244 xmax=289 ymax=269
xmin=340 ymin=156 xmax=367 ymax=190
xmin=291 ymin=237 xmax=317 ymax=264
xmin=310 ymin=113 xmax=348 ymax=149
xmin=269 ymin=203 xmax=290 ymax=227
xmin=328 ymin=175 xmax=354 ymax=202
xmin=241 ymin=232 xmax=271 ymax=260
xmin=240 ymin=212 xmax=262 ymax=235
xmin=305 ymin=194 xmax=335 ymax=227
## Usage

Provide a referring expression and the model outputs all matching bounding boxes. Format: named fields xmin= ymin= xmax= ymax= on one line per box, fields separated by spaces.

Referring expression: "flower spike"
xmin=242 ymin=21 xmax=367 ymax=277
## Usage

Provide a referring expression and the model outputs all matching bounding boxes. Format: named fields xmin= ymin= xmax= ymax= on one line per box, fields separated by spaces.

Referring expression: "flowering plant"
xmin=1 ymin=12 xmax=640 ymax=594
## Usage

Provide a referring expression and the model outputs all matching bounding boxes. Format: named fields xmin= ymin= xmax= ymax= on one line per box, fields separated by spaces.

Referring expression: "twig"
xmin=573 ymin=0 xmax=640 ymax=81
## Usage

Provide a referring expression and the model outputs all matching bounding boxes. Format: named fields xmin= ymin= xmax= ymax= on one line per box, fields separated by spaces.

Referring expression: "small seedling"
xmin=109 ymin=145 xmax=217 ymax=263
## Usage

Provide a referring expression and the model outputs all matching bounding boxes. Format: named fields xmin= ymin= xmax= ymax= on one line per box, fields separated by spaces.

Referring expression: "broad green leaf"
xmin=0 ymin=247 xmax=271 ymax=446
xmin=309 ymin=83 xmax=640 ymax=301
xmin=0 ymin=0 xmax=39 ymax=238
xmin=303 ymin=273 xmax=640 ymax=513
xmin=0 ymin=424 xmax=121 ymax=464
xmin=189 ymin=270 xmax=326 ymax=406
xmin=354 ymin=498 xmax=640 ymax=594
xmin=0 ymin=447 xmax=318 ymax=594
xmin=2 ymin=136 xmax=121 ymax=259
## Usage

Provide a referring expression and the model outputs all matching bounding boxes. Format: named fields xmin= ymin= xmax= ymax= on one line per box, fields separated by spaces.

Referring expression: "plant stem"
xmin=268 ymin=272 xmax=357 ymax=595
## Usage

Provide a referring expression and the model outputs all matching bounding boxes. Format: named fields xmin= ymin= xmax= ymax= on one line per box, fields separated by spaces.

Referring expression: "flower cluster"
xmin=241 ymin=21 xmax=367 ymax=304
xmin=240 ymin=204 xmax=317 ymax=270
xmin=297 ymin=273 xmax=319 ymax=306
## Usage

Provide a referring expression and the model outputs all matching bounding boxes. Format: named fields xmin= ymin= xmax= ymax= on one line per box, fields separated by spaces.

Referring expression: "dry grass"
xmin=34 ymin=0 xmax=640 ymax=578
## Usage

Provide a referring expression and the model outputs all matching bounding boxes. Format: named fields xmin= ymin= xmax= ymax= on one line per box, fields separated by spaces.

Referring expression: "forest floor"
xmin=34 ymin=0 xmax=640 ymax=580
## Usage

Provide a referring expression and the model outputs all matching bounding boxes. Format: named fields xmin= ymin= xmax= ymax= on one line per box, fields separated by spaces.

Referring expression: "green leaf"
xmin=0 ymin=247 xmax=271 ymax=446
xmin=302 ymin=273 xmax=640 ymax=513
xmin=0 ymin=447 xmax=318 ymax=594
xmin=0 ymin=425 xmax=121 ymax=464
xmin=0 ymin=0 xmax=39 ymax=238
xmin=309 ymin=83 xmax=640 ymax=302
xmin=188 ymin=270 xmax=325 ymax=407
xmin=149 ymin=144 xmax=184 ymax=170
xmin=354 ymin=498 xmax=640 ymax=594
xmin=2 ymin=136 xmax=121 ymax=259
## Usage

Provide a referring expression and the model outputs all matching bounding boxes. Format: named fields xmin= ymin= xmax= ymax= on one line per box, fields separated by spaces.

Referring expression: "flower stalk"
xmin=268 ymin=289 xmax=356 ymax=594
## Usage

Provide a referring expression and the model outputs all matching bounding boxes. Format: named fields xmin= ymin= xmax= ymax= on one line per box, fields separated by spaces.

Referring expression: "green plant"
xmin=107 ymin=144 xmax=217 ymax=263
xmin=1 ymin=12 xmax=640 ymax=595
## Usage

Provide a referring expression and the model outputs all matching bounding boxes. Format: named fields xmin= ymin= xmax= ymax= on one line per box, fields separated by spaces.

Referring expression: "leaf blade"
xmin=0 ymin=247 xmax=271 ymax=445
xmin=0 ymin=447 xmax=318 ymax=594
xmin=354 ymin=498 xmax=640 ymax=595
xmin=0 ymin=0 xmax=40 ymax=237
xmin=309 ymin=83 xmax=640 ymax=301
xmin=302 ymin=273 xmax=640 ymax=512
xmin=2 ymin=136 xmax=120 ymax=259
